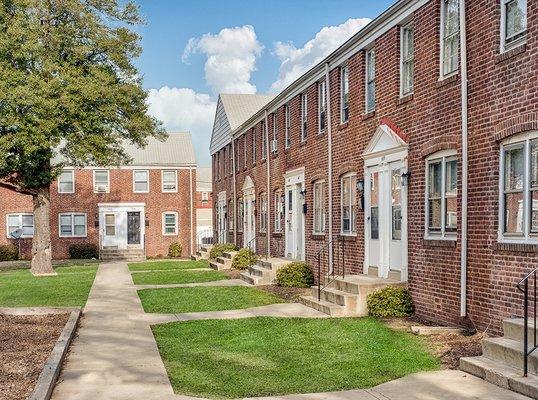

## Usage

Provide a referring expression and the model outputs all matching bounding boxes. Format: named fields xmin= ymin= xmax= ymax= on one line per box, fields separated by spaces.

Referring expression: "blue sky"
xmin=136 ymin=0 xmax=395 ymax=165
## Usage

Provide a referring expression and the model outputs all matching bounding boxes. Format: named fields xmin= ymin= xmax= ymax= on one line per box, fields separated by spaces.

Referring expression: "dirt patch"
xmin=257 ymin=285 xmax=311 ymax=302
xmin=0 ymin=313 xmax=69 ymax=400
xmin=382 ymin=317 xmax=484 ymax=369
xmin=222 ymin=269 xmax=242 ymax=279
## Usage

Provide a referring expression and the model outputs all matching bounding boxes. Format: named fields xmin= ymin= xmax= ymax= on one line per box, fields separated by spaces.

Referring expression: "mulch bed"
xmin=257 ymin=285 xmax=311 ymax=302
xmin=0 ymin=313 xmax=69 ymax=400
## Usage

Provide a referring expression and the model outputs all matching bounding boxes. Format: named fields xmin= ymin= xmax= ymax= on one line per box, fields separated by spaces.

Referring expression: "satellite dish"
xmin=10 ymin=228 xmax=24 ymax=239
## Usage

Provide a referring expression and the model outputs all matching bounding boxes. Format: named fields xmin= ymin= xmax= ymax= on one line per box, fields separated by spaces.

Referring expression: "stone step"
xmin=240 ymin=271 xmax=262 ymax=285
xmin=503 ymin=318 xmax=538 ymax=345
xmin=299 ymin=295 xmax=347 ymax=317
xmin=222 ymin=251 xmax=237 ymax=260
xmin=460 ymin=355 xmax=538 ymax=399
xmin=482 ymin=336 xmax=538 ymax=374
xmin=216 ymin=256 xmax=232 ymax=268
xmin=256 ymin=258 xmax=290 ymax=271
xmin=313 ymin=286 xmax=358 ymax=309
xmin=209 ymin=260 xmax=226 ymax=271
xmin=248 ymin=265 xmax=266 ymax=278
xmin=200 ymin=245 xmax=213 ymax=253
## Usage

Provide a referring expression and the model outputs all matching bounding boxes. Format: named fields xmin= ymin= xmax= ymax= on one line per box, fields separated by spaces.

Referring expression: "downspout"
xmin=232 ymin=139 xmax=237 ymax=246
xmin=189 ymin=165 xmax=194 ymax=256
xmin=264 ymin=110 xmax=271 ymax=258
xmin=459 ymin=0 xmax=469 ymax=318
xmin=325 ymin=63 xmax=334 ymax=273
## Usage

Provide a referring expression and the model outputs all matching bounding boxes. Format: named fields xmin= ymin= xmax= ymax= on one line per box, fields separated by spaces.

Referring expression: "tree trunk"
xmin=31 ymin=186 xmax=55 ymax=276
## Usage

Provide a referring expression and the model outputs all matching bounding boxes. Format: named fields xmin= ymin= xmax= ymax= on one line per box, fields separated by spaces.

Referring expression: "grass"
xmin=128 ymin=260 xmax=209 ymax=272
xmin=0 ymin=265 xmax=98 ymax=307
xmin=153 ymin=317 xmax=440 ymax=399
xmin=131 ymin=269 xmax=229 ymax=285
xmin=138 ymin=286 xmax=284 ymax=313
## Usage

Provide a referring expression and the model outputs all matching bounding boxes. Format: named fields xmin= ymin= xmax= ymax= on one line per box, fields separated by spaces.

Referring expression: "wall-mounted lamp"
xmin=356 ymin=179 xmax=365 ymax=192
xmin=94 ymin=213 xmax=99 ymax=228
xmin=300 ymin=189 xmax=307 ymax=199
xmin=401 ymin=171 xmax=411 ymax=187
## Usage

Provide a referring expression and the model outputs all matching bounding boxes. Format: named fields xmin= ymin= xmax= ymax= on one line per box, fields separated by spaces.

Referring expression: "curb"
xmin=29 ymin=308 xmax=81 ymax=400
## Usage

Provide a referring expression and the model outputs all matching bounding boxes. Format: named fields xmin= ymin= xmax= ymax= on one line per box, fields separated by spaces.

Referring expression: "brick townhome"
xmin=1 ymin=132 xmax=197 ymax=259
xmin=210 ymin=0 xmax=536 ymax=334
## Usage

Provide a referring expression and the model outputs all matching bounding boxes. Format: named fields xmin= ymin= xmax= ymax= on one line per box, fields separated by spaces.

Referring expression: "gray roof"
xmin=123 ymin=132 xmax=196 ymax=167
xmin=220 ymin=94 xmax=275 ymax=132
xmin=196 ymin=167 xmax=212 ymax=191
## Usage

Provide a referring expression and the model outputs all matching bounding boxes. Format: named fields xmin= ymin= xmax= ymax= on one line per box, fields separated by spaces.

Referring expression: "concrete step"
xmin=216 ymin=256 xmax=232 ymax=268
xmin=240 ymin=271 xmax=262 ymax=285
xmin=482 ymin=336 xmax=538 ymax=374
xmin=313 ymin=286 xmax=358 ymax=309
xmin=299 ymin=295 xmax=347 ymax=317
xmin=209 ymin=260 xmax=226 ymax=271
xmin=504 ymin=318 xmax=538 ymax=345
xmin=256 ymin=258 xmax=290 ymax=271
xmin=330 ymin=274 xmax=404 ymax=294
xmin=460 ymin=355 xmax=538 ymax=399
xmin=247 ymin=265 xmax=275 ymax=284
xmin=222 ymin=251 xmax=237 ymax=260
xmin=200 ymin=245 xmax=213 ymax=253
xmin=190 ymin=255 xmax=200 ymax=261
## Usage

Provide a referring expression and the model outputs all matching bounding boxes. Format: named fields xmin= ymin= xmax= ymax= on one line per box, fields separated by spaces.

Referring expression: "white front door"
xmin=285 ymin=170 xmax=305 ymax=260
xmin=99 ymin=203 xmax=145 ymax=250
xmin=217 ymin=192 xmax=227 ymax=243
xmin=365 ymin=160 xmax=405 ymax=278
xmin=243 ymin=195 xmax=256 ymax=250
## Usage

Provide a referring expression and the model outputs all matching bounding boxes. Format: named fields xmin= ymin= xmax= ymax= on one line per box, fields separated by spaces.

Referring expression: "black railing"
xmin=196 ymin=228 xmax=214 ymax=252
xmin=517 ymin=268 xmax=538 ymax=377
xmin=316 ymin=236 xmax=346 ymax=301
xmin=245 ymin=236 xmax=258 ymax=272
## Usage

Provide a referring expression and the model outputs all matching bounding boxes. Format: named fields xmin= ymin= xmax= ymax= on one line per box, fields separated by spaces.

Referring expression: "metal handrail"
xmin=317 ymin=236 xmax=346 ymax=301
xmin=517 ymin=268 xmax=538 ymax=377
xmin=245 ymin=236 xmax=257 ymax=272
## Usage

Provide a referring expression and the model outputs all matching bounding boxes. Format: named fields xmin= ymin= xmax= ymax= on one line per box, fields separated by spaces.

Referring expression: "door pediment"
xmin=363 ymin=123 xmax=408 ymax=160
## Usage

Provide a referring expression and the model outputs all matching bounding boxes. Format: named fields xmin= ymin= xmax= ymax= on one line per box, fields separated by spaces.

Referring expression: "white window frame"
xmin=313 ymin=180 xmax=326 ymax=234
xmin=500 ymin=0 xmax=527 ymax=53
xmin=259 ymin=192 xmax=267 ymax=233
xmin=58 ymin=169 xmax=75 ymax=194
xmin=58 ymin=213 xmax=87 ymax=238
xmin=228 ymin=199 xmax=234 ymax=232
xmin=237 ymin=197 xmax=244 ymax=232
xmin=133 ymin=169 xmax=149 ymax=193
xmin=162 ymin=211 xmax=178 ymax=236
xmin=161 ymin=170 xmax=178 ymax=193
xmin=301 ymin=93 xmax=308 ymax=142
xmin=400 ymin=23 xmax=414 ymax=97
xmin=285 ymin=104 xmax=291 ymax=149
xmin=272 ymin=112 xmax=278 ymax=153
xmin=341 ymin=65 xmax=349 ymax=123
xmin=318 ymin=80 xmax=326 ymax=133
xmin=341 ymin=173 xmax=357 ymax=235
xmin=6 ymin=213 xmax=34 ymax=238
xmin=274 ymin=190 xmax=283 ymax=233
xmin=243 ymin=135 xmax=247 ymax=169
xmin=424 ymin=150 xmax=458 ymax=240
xmin=252 ymin=128 xmax=257 ymax=163
xmin=498 ymin=132 xmax=538 ymax=243
xmin=261 ymin=121 xmax=267 ymax=161
xmin=93 ymin=170 xmax=110 ymax=193
xmin=440 ymin=0 xmax=460 ymax=78
xmin=365 ymin=48 xmax=376 ymax=113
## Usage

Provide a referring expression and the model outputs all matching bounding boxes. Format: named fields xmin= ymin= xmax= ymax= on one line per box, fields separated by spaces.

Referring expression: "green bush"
xmin=231 ymin=248 xmax=257 ymax=270
xmin=68 ymin=244 xmax=98 ymax=260
xmin=210 ymin=243 xmax=238 ymax=259
xmin=367 ymin=286 xmax=414 ymax=318
xmin=168 ymin=242 xmax=183 ymax=258
xmin=276 ymin=262 xmax=314 ymax=288
xmin=0 ymin=244 xmax=19 ymax=261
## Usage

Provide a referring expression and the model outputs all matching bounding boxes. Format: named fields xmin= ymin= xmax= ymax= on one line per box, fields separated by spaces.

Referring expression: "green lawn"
xmin=131 ymin=269 xmax=229 ymax=285
xmin=128 ymin=260 xmax=209 ymax=272
xmin=0 ymin=265 xmax=98 ymax=307
xmin=153 ymin=317 xmax=440 ymax=399
xmin=138 ymin=286 xmax=284 ymax=313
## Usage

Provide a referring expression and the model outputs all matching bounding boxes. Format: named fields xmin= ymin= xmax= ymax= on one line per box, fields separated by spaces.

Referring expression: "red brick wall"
xmin=0 ymin=168 xmax=196 ymax=259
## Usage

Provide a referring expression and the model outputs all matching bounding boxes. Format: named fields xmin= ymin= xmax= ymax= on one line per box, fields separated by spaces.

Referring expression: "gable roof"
xmin=196 ymin=167 xmax=212 ymax=191
xmin=123 ymin=132 xmax=196 ymax=166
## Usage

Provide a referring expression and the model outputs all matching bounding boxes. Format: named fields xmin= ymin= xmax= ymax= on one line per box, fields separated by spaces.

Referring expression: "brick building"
xmin=210 ymin=0 xmax=536 ymax=333
xmin=1 ymin=132 xmax=197 ymax=259
xmin=195 ymin=166 xmax=213 ymax=246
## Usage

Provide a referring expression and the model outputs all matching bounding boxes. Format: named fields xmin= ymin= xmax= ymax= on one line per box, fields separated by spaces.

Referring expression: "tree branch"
xmin=0 ymin=180 xmax=37 ymax=196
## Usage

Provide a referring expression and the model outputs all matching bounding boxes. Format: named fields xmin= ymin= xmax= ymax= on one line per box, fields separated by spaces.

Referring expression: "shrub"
xmin=367 ymin=286 xmax=414 ymax=318
xmin=231 ymin=248 xmax=257 ymax=270
xmin=68 ymin=244 xmax=98 ymax=260
xmin=0 ymin=244 xmax=18 ymax=261
xmin=276 ymin=262 xmax=314 ymax=288
xmin=209 ymin=243 xmax=238 ymax=259
xmin=168 ymin=242 xmax=183 ymax=258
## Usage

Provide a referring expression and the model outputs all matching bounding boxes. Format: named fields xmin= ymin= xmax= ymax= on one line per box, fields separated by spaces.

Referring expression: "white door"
xmin=285 ymin=174 xmax=305 ymax=260
xmin=217 ymin=193 xmax=227 ymax=243
xmin=366 ymin=161 xmax=405 ymax=278
xmin=243 ymin=195 xmax=256 ymax=250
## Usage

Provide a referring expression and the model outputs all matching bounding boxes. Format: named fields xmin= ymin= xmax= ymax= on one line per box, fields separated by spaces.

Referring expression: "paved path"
xmin=136 ymin=278 xmax=248 ymax=290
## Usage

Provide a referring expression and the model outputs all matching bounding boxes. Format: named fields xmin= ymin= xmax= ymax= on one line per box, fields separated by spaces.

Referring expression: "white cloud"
xmin=182 ymin=25 xmax=263 ymax=94
xmin=147 ymin=86 xmax=216 ymax=165
xmin=270 ymin=18 xmax=371 ymax=93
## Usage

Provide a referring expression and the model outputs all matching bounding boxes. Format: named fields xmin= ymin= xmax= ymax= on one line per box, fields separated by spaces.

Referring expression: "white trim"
xmin=133 ymin=169 xmax=149 ymax=193
xmin=93 ymin=170 xmax=110 ymax=193
xmin=6 ymin=213 xmax=34 ymax=238
xmin=285 ymin=104 xmax=291 ymax=149
xmin=312 ymin=180 xmax=326 ymax=234
xmin=439 ymin=0 xmax=460 ymax=79
xmin=274 ymin=189 xmax=283 ymax=233
xmin=162 ymin=211 xmax=179 ymax=236
xmin=58 ymin=169 xmax=75 ymax=194
xmin=161 ymin=170 xmax=178 ymax=193
xmin=58 ymin=212 xmax=87 ymax=238
xmin=340 ymin=172 xmax=357 ymax=235
xmin=318 ymin=80 xmax=327 ymax=134
xmin=399 ymin=22 xmax=414 ymax=98
xmin=500 ymin=0 xmax=527 ymax=53
xmin=301 ymin=93 xmax=308 ymax=142
xmin=365 ymin=48 xmax=376 ymax=113
xmin=340 ymin=65 xmax=349 ymax=123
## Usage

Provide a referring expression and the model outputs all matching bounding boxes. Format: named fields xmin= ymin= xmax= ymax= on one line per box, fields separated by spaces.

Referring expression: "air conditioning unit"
xmin=271 ymin=139 xmax=277 ymax=153
xmin=96 ymin=185 xmax=108 ymax=193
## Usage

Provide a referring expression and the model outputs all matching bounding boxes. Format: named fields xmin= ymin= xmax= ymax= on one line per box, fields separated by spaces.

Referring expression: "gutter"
xmin=264 ymin=110 xmax=271 ymax=258
xmin=459 ymin=0 xmax=469 ymax=318
xmin=189 ymin=166 xmax=194 ymax=255
xmin=325 ymin=63 xmax=334 ymax=273
xmin=232 ymin=139 xmax=237 ymax=246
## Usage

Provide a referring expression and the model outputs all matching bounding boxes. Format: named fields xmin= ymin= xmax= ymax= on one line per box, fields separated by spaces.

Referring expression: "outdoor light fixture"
xmin=300 ymin=189 xmax=306 ymax=198
xmin=356 ymin=179 xmax=365 ymax=192
xmin=94 ymin=213 xmax=99 ymax=228
xmin=401 ymin=171 xmax=411 ymax=187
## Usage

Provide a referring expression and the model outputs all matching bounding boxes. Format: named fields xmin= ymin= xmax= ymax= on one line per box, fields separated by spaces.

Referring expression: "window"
xmin=272 ymin=113 xmax=278 ymax=153
xmin=318 ymin=81 xmax=326 ymax=133
xmin=162 ymin=170 xmax=177 ymax=192
xmin=313 ymin=181 xmax=326 ymax=234
xmin=274 ymin=190 xmax=283 ymax=232
xmin=59 ymin=213 xmax=87 ymax=237
xmin=261 ymin=121 xmax=267 ymax=161
xmin=301 ymin=94 xmax=308 ymax=141
xmin=252 ymin=128 xmax=257 ymax=163
xmin=259 ymin=192 xmax=267 ymax=232
xmin=365 ymin=49 xmax=376 ymax=113
xmin=441 ymin=0 xmax=459 ymax=77
xmin=238 ymin=197 xmax=244 ymax=232
xmin=243 ymin=135 xmax=247 ymax=169
xmin=341 ymin=66 xmax=349 ymax=123
xmin=58 ymin=170 xmax=74 ymax=193
xmin=501 ymin=0 xmax=527 ymax=51
xmin=228 ymin=199 xmax=234 ymax=231
xmin=163 ymin=212 xmax=178 ymax=235
xmin=104 ymin=214 xmax=115 ymax=236
xmin=341 ymin=174 xmax=357 ymax=234
xmin=229 ymin=144 xmax=233 ymax=175
xmin=93 ymin=170 xmax=109 ymax=193
xmin=285 ymin=104 xmax=291 ymax=149
xmin=133 ymin=170 xmax=149 ymax=193
xmin=400 ymin=23 xmax=414 ymax=96
xmin=202 ymin=191 xmax=209 ymax=202
xmin=426 ymin=152 xmax=458 ymax=238
xmin=6 ymin=214 xmax=34 ymax=238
